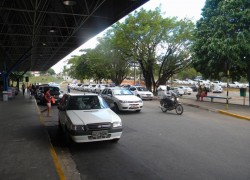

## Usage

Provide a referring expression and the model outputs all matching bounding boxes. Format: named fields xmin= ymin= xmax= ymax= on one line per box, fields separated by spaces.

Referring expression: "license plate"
xmin=130 ymin=105 xmax=139 ymax=109
xmin=92 ymin=130 xmax=108 ymax=139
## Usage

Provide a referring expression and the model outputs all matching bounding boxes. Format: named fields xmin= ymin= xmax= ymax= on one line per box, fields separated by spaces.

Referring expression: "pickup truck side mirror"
xmin=57 ymin=105 xmax=66 ymax=111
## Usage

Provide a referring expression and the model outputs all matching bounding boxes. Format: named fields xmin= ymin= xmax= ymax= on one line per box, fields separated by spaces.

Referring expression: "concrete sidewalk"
xmin=179 ymin=95 xmax=250 ymax=121
xmin=0 ymin=94 xmax=62 ymax=180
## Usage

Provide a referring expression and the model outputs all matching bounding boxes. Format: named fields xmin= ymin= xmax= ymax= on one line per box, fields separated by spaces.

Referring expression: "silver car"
xmin=100 ymin=87 xmax=143 ymax=113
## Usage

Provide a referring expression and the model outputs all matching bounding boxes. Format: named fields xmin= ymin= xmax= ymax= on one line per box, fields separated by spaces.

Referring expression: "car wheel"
xmin=58 ymin=119 xmax=62 ymax=130
xmin=65 ymin=127 xmax=73 ymax=146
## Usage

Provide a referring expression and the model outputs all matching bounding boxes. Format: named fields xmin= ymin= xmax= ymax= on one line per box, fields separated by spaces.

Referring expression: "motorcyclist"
xmin=161 ymin=85 xmax=177 ymax=107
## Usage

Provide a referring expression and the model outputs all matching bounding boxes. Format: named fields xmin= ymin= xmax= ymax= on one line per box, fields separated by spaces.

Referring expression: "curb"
xmin=182 ymin=102 xmax=218 ymax=112
xmin=218 ymin=110 xmax=250 ymax=121
xmin=183 ymin=102 xmax=250 ymax=121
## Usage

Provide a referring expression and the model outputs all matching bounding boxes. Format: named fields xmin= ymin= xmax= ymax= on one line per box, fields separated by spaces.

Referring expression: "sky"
xmin=52 ymin=0 xmax=206 ymax=74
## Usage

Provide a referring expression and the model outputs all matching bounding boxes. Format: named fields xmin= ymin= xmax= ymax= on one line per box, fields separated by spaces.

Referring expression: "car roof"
xmin=67 ymin=93 xmax=98 ymax=96
xmin=105 ymin=86 xmax=121 ymax=89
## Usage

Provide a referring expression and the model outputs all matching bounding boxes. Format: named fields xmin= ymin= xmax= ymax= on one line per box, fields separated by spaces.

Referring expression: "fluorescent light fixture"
xmin=63 ymin=0 xmax=76 ymax=6
xmin=49 ymin=29 xmax=55 ymax=33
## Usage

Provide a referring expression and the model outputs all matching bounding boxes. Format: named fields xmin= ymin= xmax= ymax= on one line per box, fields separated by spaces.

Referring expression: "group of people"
xmin=196 ymin=85 xmax=208 ymax=101
xmin=21 ymin=83 xmax=37 ymax=97
xmin=21 ymin=82 xmax=52 ymax=116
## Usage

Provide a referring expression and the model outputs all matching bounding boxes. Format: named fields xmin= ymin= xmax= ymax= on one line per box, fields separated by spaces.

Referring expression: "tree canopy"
xmin=192 ymin=0 xmax=250 ymax=82
xmin=66 ymin=7 xmax=195 ymax=92
xmin=107 ymin=8 xmax=194 ymax=92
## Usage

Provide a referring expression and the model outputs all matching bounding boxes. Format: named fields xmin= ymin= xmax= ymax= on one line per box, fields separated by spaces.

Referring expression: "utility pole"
xmin=134 ymin=62 xmax=136 ymax=85
xmin=226 ymin=61 xmax=230 ymax=110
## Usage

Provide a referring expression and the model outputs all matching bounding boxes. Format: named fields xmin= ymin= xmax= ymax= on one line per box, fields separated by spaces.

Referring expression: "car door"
xmin=129 ymin=87 xmax=137 ymax=95
xmin=101 ymin=88 xmax=113 ymax=106
xmin=58 ymin=95 xmax=69 ymax=128
xmin=100 ymin=89 xmax=108 ymax=102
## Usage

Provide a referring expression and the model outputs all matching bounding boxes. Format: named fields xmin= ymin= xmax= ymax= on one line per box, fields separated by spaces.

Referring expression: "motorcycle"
xmin=159 ymin=95 xmax=184 ymax=115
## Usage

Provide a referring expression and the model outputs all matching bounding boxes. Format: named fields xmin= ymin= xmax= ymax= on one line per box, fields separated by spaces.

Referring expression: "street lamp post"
xmin=134 ymin=62 xmax=136 ymax=85
xmin=226 ymin=61 xmax=230 ymax=110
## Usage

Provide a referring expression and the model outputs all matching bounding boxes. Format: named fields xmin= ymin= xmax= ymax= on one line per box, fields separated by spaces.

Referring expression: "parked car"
xmin=228 ymin=82 xmax=243 ymax=88
xmin=211 ymin=81 xmax=227 ymax=88
xmin=128 ymin=86 xmax=154 ymax=100
xmin=95 ymin=84 xmax=109 ymax=94
xmin=100 ymin=87 xmax=143 ymax=113
xmin=36 ymin=85 xmax=61 ymax=105
xmin=58 ymin=93 xmax=122 ymax=144
xmin=190 ymin=85 xmax=198 ymax=92
xmin=212 ymin=84 xmax=223 ymax=93
xmin=178 ymin=86 xmax=193 ymax=95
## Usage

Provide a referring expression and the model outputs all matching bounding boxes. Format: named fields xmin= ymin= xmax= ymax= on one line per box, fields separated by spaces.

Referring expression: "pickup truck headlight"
xmin=70 ymin=125 xmax=85 ymax=131
xmin=113 ymin=121 xmax=122 ymax=128
xmin=66 ymin=115 xmax=85 ymax=131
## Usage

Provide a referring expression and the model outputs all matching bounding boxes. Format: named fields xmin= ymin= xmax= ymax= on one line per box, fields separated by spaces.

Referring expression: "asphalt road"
xmin=39 ymin=95 xmax=250 ymax=180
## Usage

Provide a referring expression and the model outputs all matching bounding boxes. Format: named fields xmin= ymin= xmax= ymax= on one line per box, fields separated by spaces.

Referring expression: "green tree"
xmin=192 ymin=0 xmax=250 ymax=82
xmin=47 ymin=68 xmax=55 ymax=75
xmin=76 ymin=36 xmax=130 ymax=85
xmin=110 ymin=8 xmax=194 ymax=92
xmin=177 ymin=67 xmax=199 ymax=80
xmin=99 ymin=35 xmax=130 ymax=85
xmin=67 ymin=56 xmax=88 ymax=82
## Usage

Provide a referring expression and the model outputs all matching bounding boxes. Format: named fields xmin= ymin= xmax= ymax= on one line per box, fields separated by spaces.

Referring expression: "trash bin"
xmin=240 ymin=88 xmax=246 ymax=97
xmin=2 ymin=91 xmax=8 ymax=101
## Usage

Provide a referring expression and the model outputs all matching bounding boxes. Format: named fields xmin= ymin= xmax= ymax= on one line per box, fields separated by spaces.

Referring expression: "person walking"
xmin=196 ymin=85 xmax=202 ymax=101
xmin=22 ymin=83 xmax=26 ymax=96
xmin=40 ymin=89 xmax=52 ymax=117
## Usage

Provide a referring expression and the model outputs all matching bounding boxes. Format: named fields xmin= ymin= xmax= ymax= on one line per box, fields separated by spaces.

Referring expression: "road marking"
xmin=35 ymin=100 xmax=66 ymax=180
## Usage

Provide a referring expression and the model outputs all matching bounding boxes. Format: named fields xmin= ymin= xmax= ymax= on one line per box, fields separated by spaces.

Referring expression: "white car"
xmin=212 ymin=84 xmax=223 ymax=93
xmin=100 ymin=87 xmax=143 ymax=113
xmin=58 ymin=93 xmax=122 ymax=144
xmin=228 ymin=82 xmax=243 ymax=88
xmin=128 ymin=86 xmax=154 ymax=100
xmin=178 ymin=86 xmax=193 ymax=95
xmin=95 ymin=84 xmax=109 ymax=94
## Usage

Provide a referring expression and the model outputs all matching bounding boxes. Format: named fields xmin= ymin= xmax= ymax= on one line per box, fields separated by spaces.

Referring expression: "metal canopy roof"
xmin=0 ymin=0 xmax=148 ymax=73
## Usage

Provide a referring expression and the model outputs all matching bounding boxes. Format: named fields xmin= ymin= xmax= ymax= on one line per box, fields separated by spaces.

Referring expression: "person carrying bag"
xmin=41 ymin=89 xmax=52 ymax=117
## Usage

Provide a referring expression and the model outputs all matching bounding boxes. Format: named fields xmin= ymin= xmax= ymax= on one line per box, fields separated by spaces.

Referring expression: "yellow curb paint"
xmin=50 ymin=143 xmax=66 ymax=180
xmin=218 ymin=110 xmax=250 ymax=121
xmin=35 ymin=100 xmax=66 ymax=180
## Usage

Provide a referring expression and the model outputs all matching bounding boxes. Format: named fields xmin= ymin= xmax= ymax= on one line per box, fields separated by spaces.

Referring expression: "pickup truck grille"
xmin=86 ymin=123 xmax=112 ymax=131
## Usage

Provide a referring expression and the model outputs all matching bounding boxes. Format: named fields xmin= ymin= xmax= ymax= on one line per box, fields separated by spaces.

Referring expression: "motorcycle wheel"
xmin=175 ymin=104 xmax=183 ymax=115
xmin=160 ymin=100 xmax=167 ymax=112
